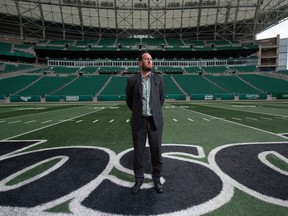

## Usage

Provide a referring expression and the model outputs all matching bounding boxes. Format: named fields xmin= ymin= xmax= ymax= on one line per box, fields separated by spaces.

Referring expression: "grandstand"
xmin=0 ymin=0 xmax=287 ymax=103
xmin=1 ymin=1 xmax=288 ymax=216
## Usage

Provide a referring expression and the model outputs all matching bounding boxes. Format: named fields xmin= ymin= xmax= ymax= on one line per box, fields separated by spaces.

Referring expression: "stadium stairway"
xmin=95 ymin=76 xmax=113 ymax=100
xmin=13 ymin=75 xmax=43 ymax=95
xmin=236 ymin=74 xmax=266 ymax=93
xmin=170 ymin=75 xmax=190 ymax=100
xmin=49 ymin=76 xmax=80 ymax=95
xmin=202 ymin=75 xmax=230 ymax=93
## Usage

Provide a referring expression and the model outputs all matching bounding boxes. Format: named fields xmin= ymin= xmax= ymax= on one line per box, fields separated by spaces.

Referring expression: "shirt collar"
xmin=141 ymin=72 xmax=151 ymax=80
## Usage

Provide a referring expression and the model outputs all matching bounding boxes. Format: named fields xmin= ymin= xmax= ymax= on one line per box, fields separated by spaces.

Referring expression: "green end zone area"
xmin=0 ymin=101 xmax=287 ymax=215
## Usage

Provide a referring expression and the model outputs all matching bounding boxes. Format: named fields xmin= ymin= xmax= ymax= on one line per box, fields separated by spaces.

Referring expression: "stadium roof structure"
xmin=0 ymin=0 xmax=288 ymax=41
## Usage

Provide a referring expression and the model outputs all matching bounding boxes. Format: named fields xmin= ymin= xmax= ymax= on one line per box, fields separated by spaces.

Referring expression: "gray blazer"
xmin=126 ymin=72 xmax=165 ymax=131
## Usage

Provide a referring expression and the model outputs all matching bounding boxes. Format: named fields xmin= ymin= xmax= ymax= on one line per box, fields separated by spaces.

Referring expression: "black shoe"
xmin=131 ymin=181 xmax=143 ymax=194
xmin=154 ymin=181 xmax=163 ymax=193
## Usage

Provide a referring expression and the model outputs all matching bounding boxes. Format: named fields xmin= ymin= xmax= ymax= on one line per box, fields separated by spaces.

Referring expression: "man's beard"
xmin=141 ymin=65 xmax=152 ymax=72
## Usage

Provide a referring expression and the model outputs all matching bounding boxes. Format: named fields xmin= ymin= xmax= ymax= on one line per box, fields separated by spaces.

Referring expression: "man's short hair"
xmin=138 ymin=50 xmax=150 ymax=62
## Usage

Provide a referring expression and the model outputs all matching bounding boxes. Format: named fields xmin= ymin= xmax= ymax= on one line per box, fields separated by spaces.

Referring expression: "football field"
xmin=0 ymin=101 xmax=287 ymax=215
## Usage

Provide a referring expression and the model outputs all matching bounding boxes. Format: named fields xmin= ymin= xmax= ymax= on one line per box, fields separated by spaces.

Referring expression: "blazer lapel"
xmin=150 ymin=72 xmax=156 ymax=105
xmin=137 ymin=73 xmax=143 ymax=99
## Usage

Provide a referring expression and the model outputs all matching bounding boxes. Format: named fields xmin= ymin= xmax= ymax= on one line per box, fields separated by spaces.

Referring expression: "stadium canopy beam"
xmin=96 ymin=0 xmax=102 ymax=39
xmin=59 ymin=4 xmax=66 ymax=40
xmin=0 ymin=0 xmax=288 ymax=41
xmin=232 ymin=0 xmax=240 ymax=40
xmin=15 ymin=0 xmax=24 ymax=39
xmin=38 ymin=2 xmax=45 ymax=40
xmin=196 ymin=0 xmax=203 ymax=41
xmin=252 ymin=0 xmax=264 ymax=40
xmin=78 ymin=5 xmax=84 ymax=40
xmin=114 ymin=0 xmax=118 ymax=38
xmin=256 ymin=0 xmax=288 ymax=34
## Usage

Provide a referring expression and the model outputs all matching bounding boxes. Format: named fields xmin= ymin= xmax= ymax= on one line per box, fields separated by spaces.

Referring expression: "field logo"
xmin=0 ymin=140 xmax=287 ymax=215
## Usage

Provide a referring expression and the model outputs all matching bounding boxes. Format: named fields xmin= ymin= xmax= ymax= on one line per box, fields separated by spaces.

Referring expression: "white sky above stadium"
xmin=256 ymin=19 xmax=288 ymax=40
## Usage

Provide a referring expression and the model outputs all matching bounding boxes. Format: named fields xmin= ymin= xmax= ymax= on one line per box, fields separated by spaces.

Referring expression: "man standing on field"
xmin=125 ymin=51 xmax=165 ymax=194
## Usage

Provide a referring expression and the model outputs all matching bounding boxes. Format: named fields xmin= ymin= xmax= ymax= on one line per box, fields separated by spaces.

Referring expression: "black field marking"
xmin=80 ymin=145 xmax=226 ymax=215
xmin=0 ymin=148 xmax=109 ymax=207
xmin=213 ymin=142 xmax=288 ymax=200
xmin=120 ymin=145 xmax=202 ymax=173
xmin=82 ymin=157 xmax=223 ymax=215
xmin=0 ymin=141 xmax=40 ymax=157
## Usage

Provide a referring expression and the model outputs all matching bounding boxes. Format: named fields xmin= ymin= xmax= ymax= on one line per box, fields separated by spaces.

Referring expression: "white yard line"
xmin=8 ymin=120 xmax=21 ymax=124
xmin=173 ymin=118 xmax=178 ymax=122
xmin=109 ymin=119 xmax=114 ymax=123
xmin=203 ymin=118 xmax=210 ymax=121
xmin=246 ymin=117 xmax=258 ymax=121
xmin=260 ymin=117 xmax=273 ymax=120
xmin=170 ymin=104 xmax=288 ymax=140
xmin=76 ymin=120 xmax=83 ymax=124
xmin=232 ymin=117 xmax=242 ymax=121
xmin=126 ymin=119 xmax=130 ymax=123
xmin=0 ymin=105 xmax=84 ymax=121
xmin=1 ymin=106 xmax=113 ymax=141
xmin=93 ymin=119 xmax=99 ymax=123
xmin=202 ymin=104 xmax=288 ymax=118
xmin=187 ymin=118 xmax=194 ymax=122
xmin=24 ymin=120 xmax=36 ymax=124
xmin=41 ymin=120 xmax=52 ymax=124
